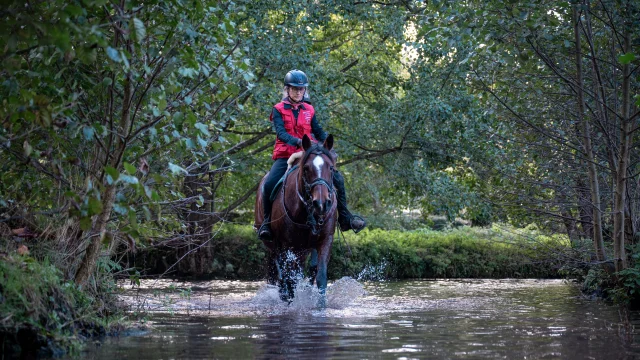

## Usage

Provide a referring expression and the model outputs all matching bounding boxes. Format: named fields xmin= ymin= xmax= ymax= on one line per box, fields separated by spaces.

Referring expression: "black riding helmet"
xmin=284 ymin=69 xmax=309 ymax=87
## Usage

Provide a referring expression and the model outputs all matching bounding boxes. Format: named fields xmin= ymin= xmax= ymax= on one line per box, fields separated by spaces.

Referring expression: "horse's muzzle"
xmin=313 ymin=199 xmax=332 ymax=214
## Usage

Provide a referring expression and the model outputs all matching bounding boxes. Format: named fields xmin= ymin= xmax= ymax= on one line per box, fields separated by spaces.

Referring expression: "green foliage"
xmin=0 ymin=0 xmax=251 ymax=253
xmin=0 ymin=254 xmax=124 ymax=356
xmin=186 ymin=224 xmax=568 ymax=280
xmin=614 ymin=245 xmax=640 ymax=304
xmin=329 ymin=225 xmax=568 ymax=279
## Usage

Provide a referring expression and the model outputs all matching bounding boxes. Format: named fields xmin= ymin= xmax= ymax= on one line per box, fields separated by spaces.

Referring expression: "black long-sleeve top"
xmin=271 ymin=102 xmax=327 ymax=147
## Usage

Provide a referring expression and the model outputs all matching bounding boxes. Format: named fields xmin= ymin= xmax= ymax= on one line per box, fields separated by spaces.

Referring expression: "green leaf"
xmin=194 ymin=122 xmax=210 ymax=136
xmin=105 ymin=166 xmax=120 ymax=184
xmin=23 ymin=141 xmax=32 ymax=157
xmin=113 ymin=203 xmax=128 ymax=215
xmin=119 ymin=174 xmax=139 ymax=184
xmin=144 ymin=185 xmax=152 ymax=199
xmin=158 ymin=98 xmax=167 ymax=112
xmin=106 ymin=47 xmax=121 ymax=62
xmin=80 ymin=216 xmax=92 ymax=231
xmin=131 ymin=18 xmax=146 ymax=44
xmin=83 ymin=126 xmax=95 ymax=141
xmin=123 ymin=162 xmax=136 ymax=175
xmin=128 ymin=208 xmax=138 ymax=229
xmin=143 ymin=206 xmax=151 ymax=221
xmin=78 ymin=47 xmax=97 ymax=64
xmin=102 ymin=77 xmax=113 ymax=87
xmin=168 ymin=162 xmax=189 ymax=175
xmin=88 ymin=197 xmax=103 ymax=215
xmin=618 ymin=53 xmax=636 ymax=65
xmin=186 ymin=111 xmax=197 ymax=128
xmin=173 ymin=112 xmax=184 ymax=131
xmin=197 ymin=136 xmax=207 ymax=148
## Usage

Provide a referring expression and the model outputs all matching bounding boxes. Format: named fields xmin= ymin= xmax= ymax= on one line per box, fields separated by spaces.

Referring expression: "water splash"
xmin=288 ymin=281 xmax=321 ymax=311
xmin=357 ymin=260 xmax=389 ymax=281
xmin=251 ymin=277 xmax=366 ymax=312
xmin=252 ymin=284 xmax=283 ymax=306
xmin=327 ymin=277 xmax=367 ymax=309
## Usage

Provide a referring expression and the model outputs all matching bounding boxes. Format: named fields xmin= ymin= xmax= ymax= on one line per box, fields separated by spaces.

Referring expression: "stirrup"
xmin=350 ymin=215 xmax=366 ymax=234
xmin=258 ymin=216 xmax=273 ymax=241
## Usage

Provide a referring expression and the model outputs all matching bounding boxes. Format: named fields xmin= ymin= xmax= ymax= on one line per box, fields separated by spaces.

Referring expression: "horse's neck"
xmin=283 ymin=169 xmax=307 ymax=220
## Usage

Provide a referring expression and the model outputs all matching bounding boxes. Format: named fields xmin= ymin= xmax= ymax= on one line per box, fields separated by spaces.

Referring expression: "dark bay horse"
xmin=255 ymin=134 xmax=337 ymax=306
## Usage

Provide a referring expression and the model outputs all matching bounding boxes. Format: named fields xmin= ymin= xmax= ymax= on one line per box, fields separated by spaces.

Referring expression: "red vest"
xmin=270 ymin=101 xmax=316 ymax=160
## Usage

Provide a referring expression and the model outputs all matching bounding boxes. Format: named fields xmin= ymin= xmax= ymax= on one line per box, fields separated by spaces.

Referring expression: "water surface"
xmin=82 ymin=279 xmax=640 ymax=359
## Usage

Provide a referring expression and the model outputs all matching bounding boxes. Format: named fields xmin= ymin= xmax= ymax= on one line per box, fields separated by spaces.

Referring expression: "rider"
xmin=258 ymin=69 xmax=366 ymax=240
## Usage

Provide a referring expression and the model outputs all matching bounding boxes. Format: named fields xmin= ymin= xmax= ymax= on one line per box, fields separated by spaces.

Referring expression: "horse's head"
xmin=299 ymin=134 xmax=336 ymax=225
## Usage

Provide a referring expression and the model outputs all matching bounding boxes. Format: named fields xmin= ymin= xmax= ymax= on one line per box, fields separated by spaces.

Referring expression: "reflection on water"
xmin=81 ymin=279 xmax=640 ymax=359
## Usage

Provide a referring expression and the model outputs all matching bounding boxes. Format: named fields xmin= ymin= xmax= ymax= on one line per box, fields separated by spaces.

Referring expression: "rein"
xmin=281 ymin=147 xmax=336 ymax=235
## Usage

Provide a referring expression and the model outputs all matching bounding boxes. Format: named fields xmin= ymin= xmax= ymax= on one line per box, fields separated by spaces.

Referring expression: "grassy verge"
xmin=0 ymin=254 xmax=126 ymax=357
xmin=194 ymin=223 xmax=569 ymax=280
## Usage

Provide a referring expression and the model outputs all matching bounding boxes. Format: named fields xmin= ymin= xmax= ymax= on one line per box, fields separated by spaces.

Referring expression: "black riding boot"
xmin=258 ymin=211 xmax=272 ymax=241
xmin=259 ymin=198 xmax=273 ymax=241
xmin=334 ymin=171 xmax=366 ymax=233
xmin=258 ymin=184 xmax=274 ymax=241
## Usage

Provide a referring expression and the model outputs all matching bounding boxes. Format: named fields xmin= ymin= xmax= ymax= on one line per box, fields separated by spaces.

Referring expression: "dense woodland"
xmin=0 ymin=0 xmax=639 ymax=349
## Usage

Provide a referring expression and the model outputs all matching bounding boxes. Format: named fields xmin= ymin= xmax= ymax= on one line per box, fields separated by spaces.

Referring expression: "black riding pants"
xmin=262 ymin=159 xmax=351 ymax=221
xmin=262 ymin=158 xmax=289 ymax=217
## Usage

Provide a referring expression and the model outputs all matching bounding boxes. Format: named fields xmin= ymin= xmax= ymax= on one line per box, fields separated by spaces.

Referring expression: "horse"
xmin=255 ymin=134 xmax=337 ymax=306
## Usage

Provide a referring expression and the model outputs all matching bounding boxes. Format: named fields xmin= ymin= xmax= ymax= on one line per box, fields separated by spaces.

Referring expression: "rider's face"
xmin=288 ymin=86 xmax=305 ymax=103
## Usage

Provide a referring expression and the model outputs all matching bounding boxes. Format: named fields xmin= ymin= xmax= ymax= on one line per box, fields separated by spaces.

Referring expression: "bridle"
xmin=283 ymin=146 xmax=336 ymax=235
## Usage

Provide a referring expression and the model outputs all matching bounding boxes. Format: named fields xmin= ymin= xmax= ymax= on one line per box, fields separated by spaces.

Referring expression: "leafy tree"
xmin=1 ymin=0 xmax=252 ymax=282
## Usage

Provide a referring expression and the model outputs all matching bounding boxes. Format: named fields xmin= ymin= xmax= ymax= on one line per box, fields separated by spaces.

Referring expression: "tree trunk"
xmin=557 ymin=191 xmax=579 ymax=245
xmin=177 ymin=166 xmax=214 ymax=275
xmin=576 ymin=178 xmax=593 ymax=239
xmin=74 ymin=185 xmax=118 ymax=285
xmin=612 ymin=20 xmax=631 ymax=272
xmin=75 ymin=73 xmax=133 ymax=285
xmin=573 ymin=3 xmax=606 ymax=261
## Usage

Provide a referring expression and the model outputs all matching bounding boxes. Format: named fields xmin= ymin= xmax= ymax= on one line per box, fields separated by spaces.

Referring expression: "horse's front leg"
xmin=315 ymin=235 xmax=333 ymax=308
xmin=308 ymin=249 xmax=318 ymax=285
xmin=266 ymin=250 xmax=279 ymax=286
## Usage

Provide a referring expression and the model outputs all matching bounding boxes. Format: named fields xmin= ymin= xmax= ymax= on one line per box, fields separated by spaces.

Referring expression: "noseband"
xmin=293 ymin=147 xmax=335 ymax=234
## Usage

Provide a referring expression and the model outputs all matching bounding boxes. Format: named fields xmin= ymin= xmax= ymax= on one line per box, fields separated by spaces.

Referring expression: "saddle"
xmin=269 ymin=164 xmax=298 ymax=201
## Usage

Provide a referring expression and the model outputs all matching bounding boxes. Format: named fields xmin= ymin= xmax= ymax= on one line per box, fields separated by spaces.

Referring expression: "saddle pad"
xmin=270 ymin=165 xmax=298 ymax=201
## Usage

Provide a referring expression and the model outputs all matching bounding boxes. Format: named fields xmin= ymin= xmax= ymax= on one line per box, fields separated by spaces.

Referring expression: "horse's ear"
xmin=302 ymin=134 xmax=312 ymax=151
xmin=323 ymin=134 xmax=334 ymax=151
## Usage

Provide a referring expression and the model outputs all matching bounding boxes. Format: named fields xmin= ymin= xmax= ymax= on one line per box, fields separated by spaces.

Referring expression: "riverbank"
xmin=0 ymin=254 xmax=126 ymax=357
xmin=136 ymin=224 xmax=571 ymax=280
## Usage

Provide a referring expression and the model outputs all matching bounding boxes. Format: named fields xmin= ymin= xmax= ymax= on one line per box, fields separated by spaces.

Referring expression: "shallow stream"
xmin=81 ymin=279 xmax=640 ymax=359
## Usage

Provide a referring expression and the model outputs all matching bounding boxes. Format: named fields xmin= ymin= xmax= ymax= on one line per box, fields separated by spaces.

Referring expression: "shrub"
xmin=0 ymin=254 xmax=124 ymax=357
xmin=202 ymin=224 xmax=569 ymax=280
